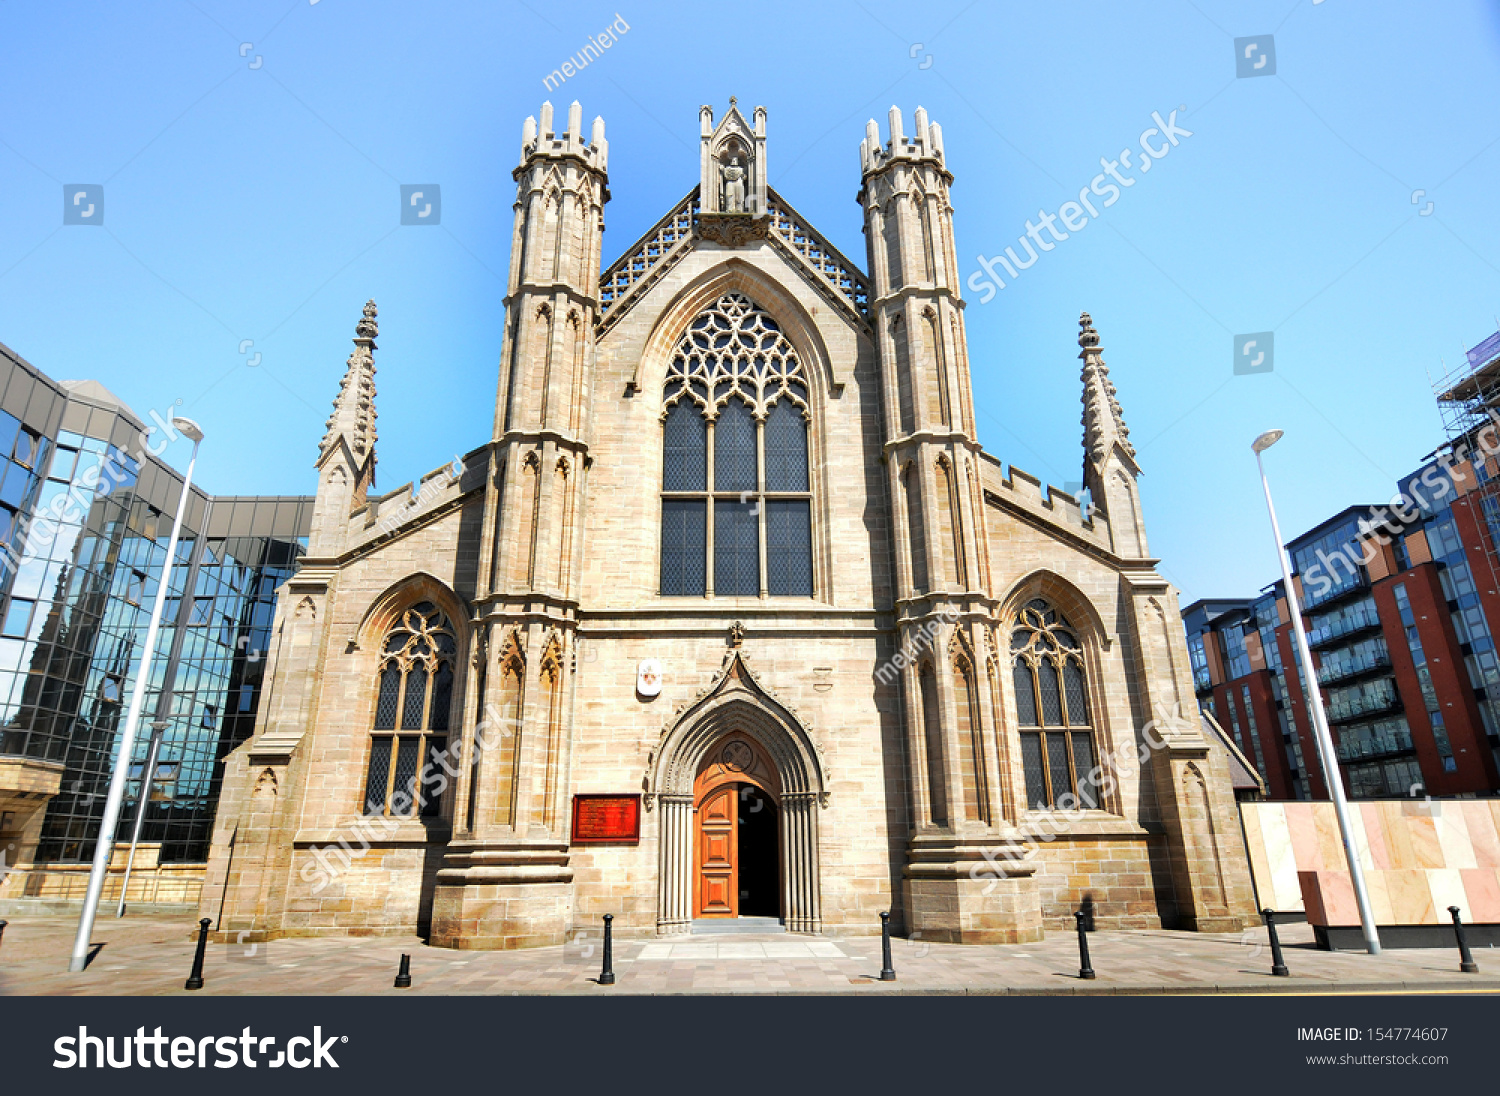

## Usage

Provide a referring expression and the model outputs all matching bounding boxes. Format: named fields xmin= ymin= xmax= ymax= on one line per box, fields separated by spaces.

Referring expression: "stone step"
xmin=690 ymin=917 xmax=786 ymax=935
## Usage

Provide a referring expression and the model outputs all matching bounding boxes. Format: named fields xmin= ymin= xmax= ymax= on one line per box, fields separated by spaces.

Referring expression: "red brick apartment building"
xmin=1185 ymin=479 xmax=1500 ymax=802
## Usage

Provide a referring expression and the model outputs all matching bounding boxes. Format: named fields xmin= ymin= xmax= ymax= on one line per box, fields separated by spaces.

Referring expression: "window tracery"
xmin=363 ymin=601 xmax=456 ymax=817
xmin=1011 ymin=598 xmax=1099 ymax=810
xmin=660 ymin=294 xmax=812 ymax=598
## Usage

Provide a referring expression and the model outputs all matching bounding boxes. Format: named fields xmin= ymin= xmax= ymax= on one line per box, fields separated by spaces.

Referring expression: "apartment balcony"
xmin=1336 ymin=742 xmax=1416 ymax=764
xmin=1307 ymin=616 xmax=1383 ymax=651
xmin=1326 ymin=690 xmax=1403 ymax=725
xmin=1300 ymin=575 xmax=1371 ymax=615
xmin=1317 ymin=654 xmax=1393 ymax=688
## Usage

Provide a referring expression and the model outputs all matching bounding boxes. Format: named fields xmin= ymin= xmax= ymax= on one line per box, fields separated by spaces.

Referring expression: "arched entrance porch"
xmin=646 ymin=652 xmax=826 ymax=935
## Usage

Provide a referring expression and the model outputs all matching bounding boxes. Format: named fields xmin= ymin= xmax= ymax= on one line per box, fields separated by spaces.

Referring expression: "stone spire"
xmin=319 ymin=299 xmax=378 ymax=475
xmin=1079 ymin=311 xmax=1136 ymax=473
xmin=1078 ymin=311 xmax=1147 ymax=556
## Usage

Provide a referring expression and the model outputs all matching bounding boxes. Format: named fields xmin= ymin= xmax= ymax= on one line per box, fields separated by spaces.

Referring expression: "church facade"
xmin=199 ymin=100 xmax=1258 ymax=948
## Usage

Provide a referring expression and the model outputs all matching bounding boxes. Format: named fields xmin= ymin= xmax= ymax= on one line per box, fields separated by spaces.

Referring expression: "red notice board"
xmin=571 ymin=794 xmax=641 ymax=845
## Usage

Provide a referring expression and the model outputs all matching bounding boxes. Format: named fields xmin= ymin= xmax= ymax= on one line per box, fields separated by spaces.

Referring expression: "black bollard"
xmin=879 ymin=911 xmax=896 ymax=981
xmin=598 ymin=914 xmax=615 ymax=985
xmin=394 ymin=953 xmax=412 ymax=988
xmin=1263 ymin=908 xmax=1290 ymax=977
xmin=0 ymin=919 xmax=7 ymax=949
xmin=184 ymin=918 xmax=211 ymax=991
xmin=1075 ymin=910 xmax=1096 ymax=980
xmin=1448 ymin=906 xmax=1479 ymax=974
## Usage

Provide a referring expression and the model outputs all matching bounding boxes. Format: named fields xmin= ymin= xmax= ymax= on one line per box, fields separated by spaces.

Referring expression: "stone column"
xmin=781 ymin=793 xmax=821 ymax=934
xmin=656 ymin=795 xmax=694 ymax=934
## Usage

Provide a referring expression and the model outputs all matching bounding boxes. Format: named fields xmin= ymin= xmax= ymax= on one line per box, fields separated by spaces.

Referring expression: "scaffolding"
xmin=1433 ymin=329 xmax=1500 ymax=603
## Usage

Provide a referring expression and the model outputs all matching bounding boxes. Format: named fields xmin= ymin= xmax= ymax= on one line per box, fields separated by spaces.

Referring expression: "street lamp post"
xmin=114 ymin=719 xmax=167 ymax=918
xmin=1253 ymin=429 xmax=1381 ymax=955
xmin=68 ymin=418 xmax=204 ymax=972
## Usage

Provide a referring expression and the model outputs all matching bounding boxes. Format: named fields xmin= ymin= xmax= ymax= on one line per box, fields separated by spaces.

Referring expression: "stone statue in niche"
xmin=721 ymin=155 xmax=747 ymax=213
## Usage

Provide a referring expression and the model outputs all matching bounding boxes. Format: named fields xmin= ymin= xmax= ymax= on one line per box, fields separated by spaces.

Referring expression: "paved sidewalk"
xmin=1 ymin=912 xmax=1497 ymax=995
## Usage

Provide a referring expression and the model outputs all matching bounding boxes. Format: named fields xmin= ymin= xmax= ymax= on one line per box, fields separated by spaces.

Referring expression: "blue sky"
xmin=2 ymin=0 xmax=1498 ymax=604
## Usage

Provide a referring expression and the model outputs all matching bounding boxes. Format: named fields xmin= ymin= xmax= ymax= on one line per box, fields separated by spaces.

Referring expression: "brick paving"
xmin=0 ymin=912 xmax=1497 ymax=995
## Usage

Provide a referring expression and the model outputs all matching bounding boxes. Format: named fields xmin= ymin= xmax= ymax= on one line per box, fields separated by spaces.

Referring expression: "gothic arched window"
xmin=363 ymin=601 xmax=456 ymax=817
xmin=660 ymin=293 xmax=812 ymax=598
xmin=1011 ymin=598 xmax=1099 ymax=810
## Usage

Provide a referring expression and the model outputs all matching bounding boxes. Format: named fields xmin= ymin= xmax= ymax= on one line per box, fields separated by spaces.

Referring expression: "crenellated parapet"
xmin=517 ymin=99 xmax=608 ymax=178
xmin=859 ymin=103 xmax=948 ymax=177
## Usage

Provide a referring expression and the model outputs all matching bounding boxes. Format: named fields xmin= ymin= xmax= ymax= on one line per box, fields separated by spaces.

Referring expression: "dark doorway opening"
xmin=736 ymin=783 xmax=779 ymax=918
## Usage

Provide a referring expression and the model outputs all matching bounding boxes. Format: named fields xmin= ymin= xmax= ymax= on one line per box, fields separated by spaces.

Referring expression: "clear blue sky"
xmin=2 ymin=0 xmax=1498 ymax=604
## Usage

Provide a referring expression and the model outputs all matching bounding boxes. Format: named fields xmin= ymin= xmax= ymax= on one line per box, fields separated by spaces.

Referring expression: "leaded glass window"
xmin=1011 ymin=598 xmax=1099 ymax=810
xmin=661 ymin=499 xmax=706 ymax=596
xmin=764 ymin=400 xmax=809 ymax=492
xmin=766 ymin=500 xmax=812 ymax=597
xmin=662 ymin=401 xmax=706 ymax=491
xmin=363 ymin=601 xmax=456 ymax=818
xmin=660 ymin=292 xmax=814 ymax=598
xmin=715 ymin=499 xmax=759 ymax=596
xmin=715 ymin=400 xmax=757 ymax=492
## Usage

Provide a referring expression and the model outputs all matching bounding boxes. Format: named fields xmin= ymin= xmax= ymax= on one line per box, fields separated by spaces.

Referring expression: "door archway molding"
xmin=645 ymin=650 xmax=827 ymax=934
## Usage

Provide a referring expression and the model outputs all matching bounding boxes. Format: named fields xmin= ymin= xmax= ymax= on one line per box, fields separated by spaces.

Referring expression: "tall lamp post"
xmin=1253 ymin=429 xmax=1381 ymax=955
xmin=68 ymin=418 xmax=204 ymax=972
xmin=114 ymin=718 xmax=167 ymax=917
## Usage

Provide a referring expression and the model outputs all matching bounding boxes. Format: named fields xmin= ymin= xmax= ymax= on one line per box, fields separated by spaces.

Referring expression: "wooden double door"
xmin=694 ymin=781 xmax=780 ymax=918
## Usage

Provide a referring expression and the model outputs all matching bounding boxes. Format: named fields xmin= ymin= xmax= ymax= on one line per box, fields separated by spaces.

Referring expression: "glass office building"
xmin=0 ymin=341 xmax=310 ymax=886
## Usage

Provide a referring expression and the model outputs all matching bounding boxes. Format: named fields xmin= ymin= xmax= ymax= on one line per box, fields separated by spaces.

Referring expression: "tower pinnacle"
xmin=1079 ymin=311 xmax=1135 ymax=472
xmin=319 ymin=299 xmax=379 ymax=475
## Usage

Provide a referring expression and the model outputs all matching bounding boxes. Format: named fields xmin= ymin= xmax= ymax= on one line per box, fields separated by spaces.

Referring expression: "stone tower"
xmin=429 ymin=101 xmax=609 ymax=948
xmin=860 ymin=107 xmax=1040 ymax=943
xmin=1075 ymin=311 xmax=1255 ymax=931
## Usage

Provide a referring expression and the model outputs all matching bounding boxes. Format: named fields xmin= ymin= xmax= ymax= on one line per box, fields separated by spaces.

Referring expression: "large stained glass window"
xmin=363 ymin=601 xmax=455 ymax=818
xmin=1011 ymin=599 xmax=1099 ymax=810
xmin=660 ymin=293 xmax=812 ymax=597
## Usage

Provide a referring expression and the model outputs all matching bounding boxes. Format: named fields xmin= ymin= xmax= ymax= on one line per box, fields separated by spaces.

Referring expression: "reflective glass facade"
xmin=0 ymin=342 xmax=311 ymax=865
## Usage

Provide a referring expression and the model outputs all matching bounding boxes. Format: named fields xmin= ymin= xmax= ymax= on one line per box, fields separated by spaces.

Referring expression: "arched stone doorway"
xmin=646 ymin=652 xmax=826 ymax=935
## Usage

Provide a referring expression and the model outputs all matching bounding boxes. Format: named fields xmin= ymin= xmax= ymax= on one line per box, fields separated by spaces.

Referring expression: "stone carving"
xmin=721 ymin=740 xmax=753 ymax=772
xmin=721 ymin=155 xmax=747 ymax=213
xmin=599 ymin=194 xmax=697 ymax=321
xmin=696 ymin=213 xmax=770 ymax=247
xmin=765 ymin=194 xmax=869 ymax=316
xmin=663 ymin=293 xmax=806 ymax=419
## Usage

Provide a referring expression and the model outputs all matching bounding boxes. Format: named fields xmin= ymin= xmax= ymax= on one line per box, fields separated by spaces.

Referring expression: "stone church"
xmin=200 ymin=99 xmax=1258 ymax=948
